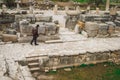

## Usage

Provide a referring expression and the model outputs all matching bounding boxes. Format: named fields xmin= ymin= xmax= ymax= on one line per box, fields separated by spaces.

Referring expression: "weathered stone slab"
xmin=2 ymin=34 xmax=18 ymax=42
xmin=45 ymin=40 xmax=63 ymax=44
xmin=35 ymin=16 xmax=52 ymax=22
xmin=85 ymin=22 xmax=98 ymax=37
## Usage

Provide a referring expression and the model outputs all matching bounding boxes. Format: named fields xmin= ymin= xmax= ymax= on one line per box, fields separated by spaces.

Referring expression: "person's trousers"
xmin=31 ymin=36 xmax=38 ymax=45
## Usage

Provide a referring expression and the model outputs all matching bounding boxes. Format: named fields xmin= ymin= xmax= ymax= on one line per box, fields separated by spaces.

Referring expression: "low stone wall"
xmin=35 ymin=50 xmax=120 ymax=71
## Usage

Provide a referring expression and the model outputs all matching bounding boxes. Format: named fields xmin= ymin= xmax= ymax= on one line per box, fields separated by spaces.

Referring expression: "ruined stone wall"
xmin=36 ymin=50 xmax=120 ymax=71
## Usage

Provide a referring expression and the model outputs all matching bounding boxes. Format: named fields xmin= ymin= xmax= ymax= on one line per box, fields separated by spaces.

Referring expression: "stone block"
xmin=35 ymin=16 xmax=52 ymax=22
xmin=98 ymin=23 xmax=109 ymax=35
xmin=2 ymin=34 xmax=18 ymax=42
xmin=85 ymin=22 xmax=98 ymax=37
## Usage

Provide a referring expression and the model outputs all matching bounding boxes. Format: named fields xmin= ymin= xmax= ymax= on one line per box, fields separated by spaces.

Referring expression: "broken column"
xmin=15 ymin=0 xmax=21 ymax=12
xmin=65 ymin=6 xmax=69 ymax=12
xmin=2 ymin=4 xmax=7 ymax=13
xmin=106 ymin=0 xmax=110 ymax=11
xmin=86 ymin=5 xmax=90 ymax=13
xmin=96 ymin=7 xmax=99 ymax=14
xmin=19 ymin=19 xmax=30 ymax=35
xmin=54 ymin=5 xmax=58 ymax=15
xmin=29 ymin=0 xmax=34 ymax=14
xmin=110 ymin=6 xmax=117 ymax=21
xmin=17 ymin=3 xmax=20 ymax=11
xmin=76 ymin=6 xmax=80 ymax=13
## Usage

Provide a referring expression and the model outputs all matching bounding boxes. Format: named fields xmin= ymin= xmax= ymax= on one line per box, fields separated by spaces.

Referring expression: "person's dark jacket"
xmin=32 ymin=28 xmax=39 ymax=37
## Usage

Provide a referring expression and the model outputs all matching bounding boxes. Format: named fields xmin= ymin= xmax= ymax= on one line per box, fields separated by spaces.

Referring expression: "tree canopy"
xmin=3 ymin=0 xmax=15 ymax=8
xmin=2 ymin=0 xmax=120 ymax=8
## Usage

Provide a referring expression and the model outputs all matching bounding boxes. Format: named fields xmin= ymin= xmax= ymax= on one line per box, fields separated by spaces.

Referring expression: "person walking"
xmin=31 ymin=25 xmax=39 ymax=45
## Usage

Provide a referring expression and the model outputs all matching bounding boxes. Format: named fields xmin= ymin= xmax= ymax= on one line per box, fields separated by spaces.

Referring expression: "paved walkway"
xmin=0 ymin=27 xmax=120 ymax=60
xmin=59 ymin=28 xmax=87 ymax=42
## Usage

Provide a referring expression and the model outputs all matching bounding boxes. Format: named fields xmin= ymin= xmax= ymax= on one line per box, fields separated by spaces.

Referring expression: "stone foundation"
xmin=26 ymin=50 xmax=120 ymax=72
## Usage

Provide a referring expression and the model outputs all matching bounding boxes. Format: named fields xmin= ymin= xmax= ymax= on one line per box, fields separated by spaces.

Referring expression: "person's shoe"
xmin=30 ymin=43 xmax=33 ymax=45
xmin=35 ymin=44 xmax=39 ymax=45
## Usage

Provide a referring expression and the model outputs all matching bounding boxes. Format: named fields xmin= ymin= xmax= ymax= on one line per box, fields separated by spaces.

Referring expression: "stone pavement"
xmin=59 ymin=28 xmax=87 ymax=42
xmin=0 ymin=36 xmax=120 ymax=61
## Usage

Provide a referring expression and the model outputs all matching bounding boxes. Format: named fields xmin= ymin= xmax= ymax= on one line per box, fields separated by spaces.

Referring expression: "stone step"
xmin=26 ymin=55 xmax=47 ymax=62
xmin=28 ymin=65 xmax=39 ymax=69
xmin=26 ymin=55 xmax=47 ymax=59
xmin=45 ymin=39 xmax=63 ymax=44
xmin=30 ymin=67 xmax=40 ymax=71
xmin=26 ymin=55 xmax=40 ymax=58
xmin=26 ymin=57 xmax=39 ymax=62
xmin=28 ymin=62 xmax=39 ymax=66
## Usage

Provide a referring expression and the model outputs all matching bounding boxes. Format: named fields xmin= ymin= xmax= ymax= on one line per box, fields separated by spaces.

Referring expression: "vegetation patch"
xmin=45 ymin=62 xmax=120 ymax=80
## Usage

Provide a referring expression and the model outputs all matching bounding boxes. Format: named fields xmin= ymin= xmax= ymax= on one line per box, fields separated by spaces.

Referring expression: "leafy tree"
xmin=52 ymin=0 xmax=69 ymax=2
xmin=94 ymin=0 xmax=104 ymax=7
xmin=61 ymin=0 xmax=69 ymax=2
xmin=4 ymin=0 xmax=15 ymax=8
xmin=72 ymin=0 xmax=88 ymax=3
xmin=72 ymin=0 xmax=105 ymax=7
xmin=110 ymin=0 xmax=120 ymax=3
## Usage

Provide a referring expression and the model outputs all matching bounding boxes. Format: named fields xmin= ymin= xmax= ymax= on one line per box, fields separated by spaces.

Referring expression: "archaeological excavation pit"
xmin=24 ymin=50 xmax=120 ymax=80
xmin=0 ymin=0 xmax=120 ymax=80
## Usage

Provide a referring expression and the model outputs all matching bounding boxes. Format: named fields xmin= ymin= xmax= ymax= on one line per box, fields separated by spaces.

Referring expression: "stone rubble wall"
xmin=37 ymin=50 xmax=120 ymax=71
xmin=65 ymin=12 xmax=120 ymax=38
xmin=79 ymin=14 xmax=111 ymax=22
xmin=1 ymin=15 xmax=60 ymax=42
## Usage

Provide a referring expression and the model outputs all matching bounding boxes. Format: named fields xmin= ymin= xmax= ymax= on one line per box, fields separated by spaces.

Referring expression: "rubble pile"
xmin=65 ymin=11 xmax=120 ymax=38
xmin=0 ymin=12 xmax=60 ymax=43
